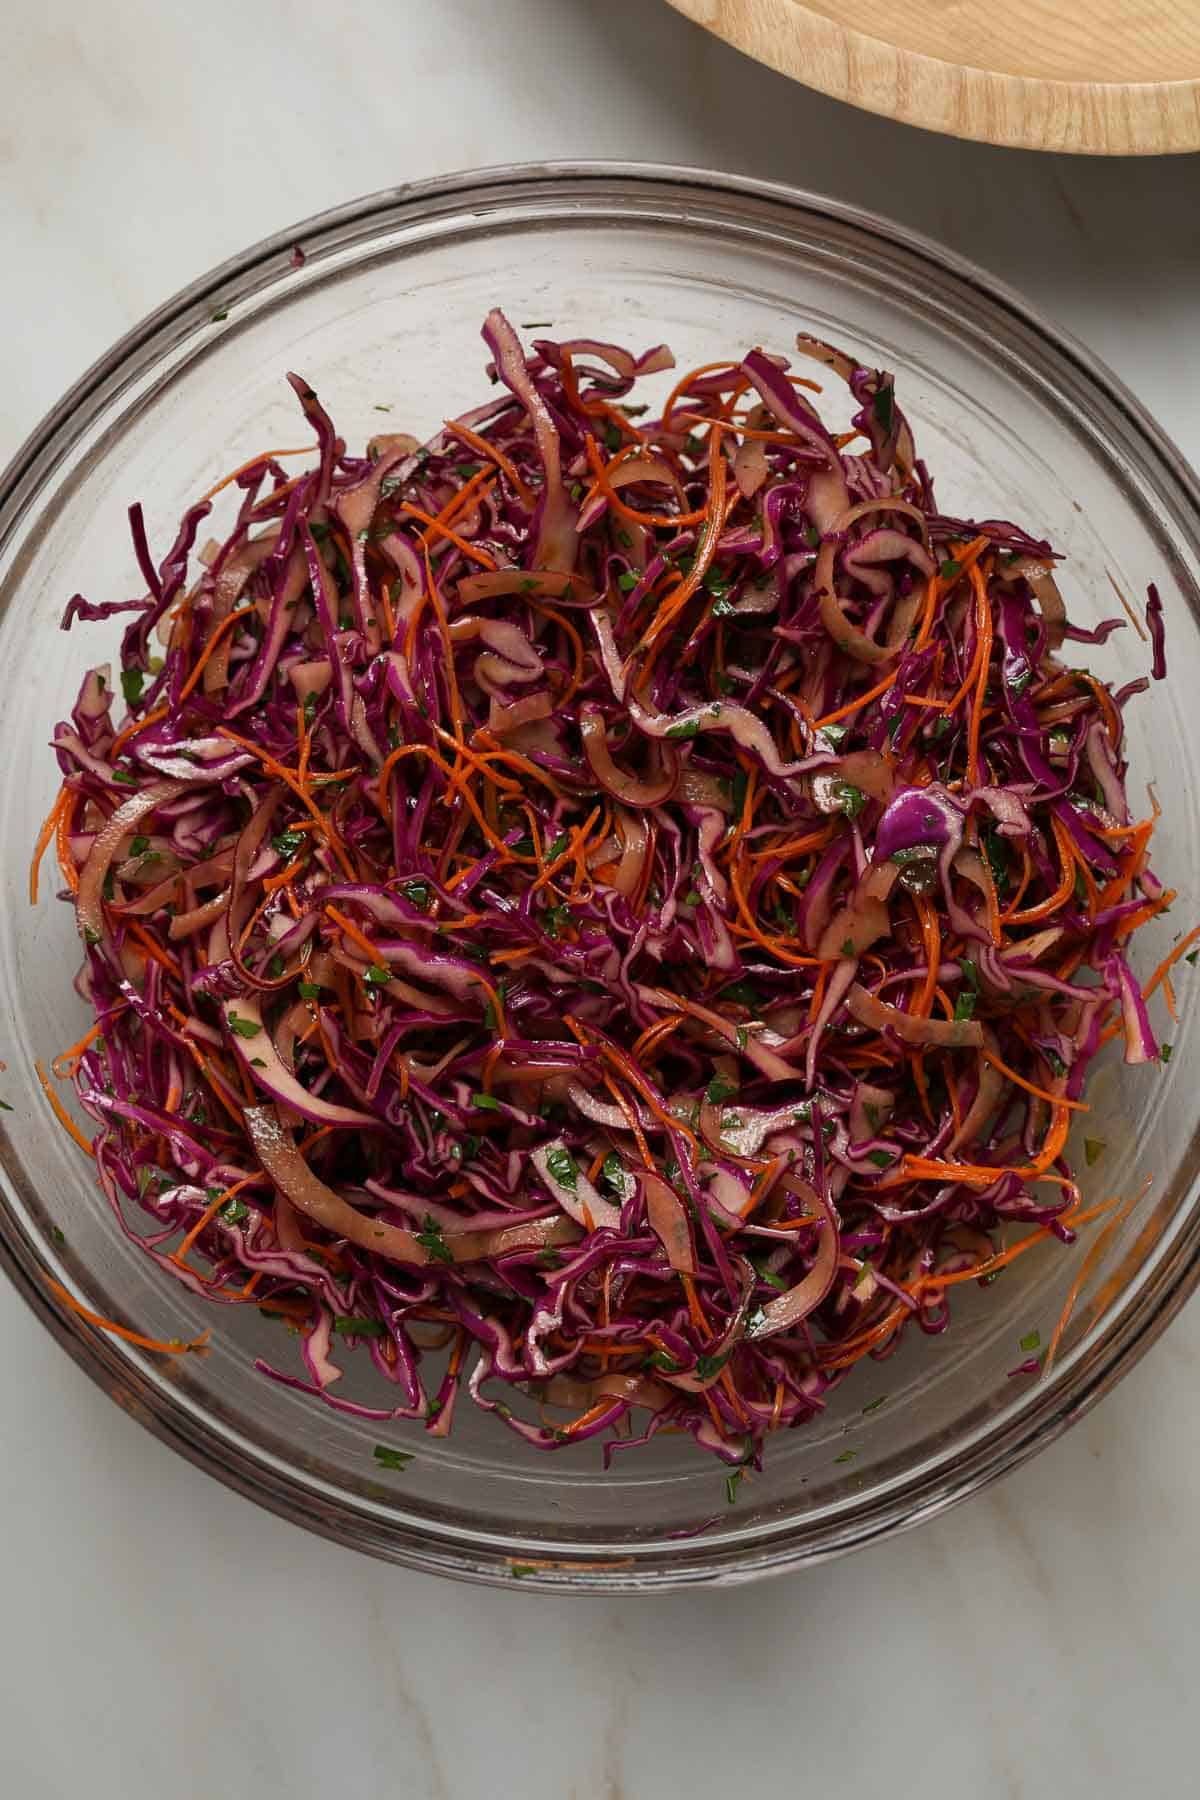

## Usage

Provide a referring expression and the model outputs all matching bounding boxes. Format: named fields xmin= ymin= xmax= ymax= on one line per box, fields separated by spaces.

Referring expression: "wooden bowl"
xmin=664 ymin=0 xmax=1200 ymax=153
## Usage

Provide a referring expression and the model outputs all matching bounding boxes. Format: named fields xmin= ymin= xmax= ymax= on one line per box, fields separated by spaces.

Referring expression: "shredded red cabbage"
xmin=40 ymin=312 xmax=1177 ymax=1474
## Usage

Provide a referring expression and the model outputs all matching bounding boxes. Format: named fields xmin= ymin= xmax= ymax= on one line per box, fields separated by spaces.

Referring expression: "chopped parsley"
xmin=415 ymin=1216 xmax=454 ymax=1265
xmin=601 ymin=1152 xmax=628 ymax=1195
xmin=334 ymin=1317 xmax=387 ymax=1338
xmin=373 ymin=1444 xmax=414 ymax=1470
xmin=832 ymin=780 xmax=866 ymax=819
xmin=226 ymin=1012 xmax=261 ymax=1039
xmin=545 ymin=1146 xmax=578 ymax=1191
xmin=271 ymin=827 xmax=306 ymax=860
xmin=120 ymin=667 xmax=145 ymax=706
xmin=1019 ymin=1329 xmax=1041 ymax=1354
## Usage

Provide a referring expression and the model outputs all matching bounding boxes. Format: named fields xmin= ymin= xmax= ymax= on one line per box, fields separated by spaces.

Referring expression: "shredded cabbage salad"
xmin=35 ymin=310 xmax=1189 ymax=1476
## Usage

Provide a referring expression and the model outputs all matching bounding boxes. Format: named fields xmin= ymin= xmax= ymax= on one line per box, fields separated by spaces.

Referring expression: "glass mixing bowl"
xmin=1 ymin=164 xmax=1198 ymax=1592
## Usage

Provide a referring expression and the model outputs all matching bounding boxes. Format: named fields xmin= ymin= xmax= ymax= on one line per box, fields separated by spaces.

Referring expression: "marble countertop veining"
xmin=2 ymin=3 xmax=1198 ymax=1795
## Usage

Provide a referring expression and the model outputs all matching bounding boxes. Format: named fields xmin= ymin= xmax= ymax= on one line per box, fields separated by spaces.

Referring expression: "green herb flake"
xmin=645 ymin=1348 xmax=680 ymax=1373
xmin=220 ymin=1196 xmax=250 ymax=1225
xmin=546 ymin=832 xmax=570 ymax=861
xmin=472 ymin=1092 xmax=502 ymax=1112
xmin=298 ymin=981 xmax=321 ymax=1001
xmin=333 ymin=1316 xmax=387 ymax=1338
xmin=1019 ymin=1329 xmax=1041 ymax=1354
xmin=509 ymin=1563 xmax=538 ymax=1579
xmin=543 ymin=904 xmax=571 ymax=939
xmin=834 ymin=1449 xmax=857 ymax=1465
xmin=209 ymin=307 xmax=228 ymax=323
xmin=545 ymin=1146 xmax=578 ymax=1191
xmin=362 ymin=964 xmax=392 ymax=987
xmin=617 ymin=570 xmax=639 ymax=592
xmin=705 ymin=1073 xmax=739 ymax=1105
xmin=833 ymin=780 xmax=866 ymax=819
xmin=601 ymin=1152 xmax=627 ymax=1195
xmin=0 ymin=1099 xmax=13 ymax=1114
xmin=725 ymin=1470 xmax=744 ymax=1506
xmin=50 ymin=1225 xmax=66 ymax=1247
xmin=226 ymin=1012 xmax=262 ymax=1039
xmin=862 ymin=1396 xmax=888 ymax=1415
xmin=939 ymin=558 xmax=962 ymax=581
xmin=873 ymin=380 xmax=895 ymax=435
xmin=694 ymin=1350 xmax=730 ymax=1381
xmin=415 ymin=1215 xmax=454 ymax=1266
xmin=373 ymin=1444 xmax=415 ymax=1470
xmin=866 ymin=1149 xmax=893 ymax=1169
xmin=272 ymin=827 xmax=307 ymax=860
xmin=483 ymin=978 xmax=508 ymax=1032
xmin=840 ymin=938 xmax=857 ymax=960
xmin=665 ymin=717 xmax=703 ymax=740
xmin=953 ymin=991 xmax=977 ymax=1023
xmin=1161 ymin=1043 xmax=1174 ymax=1063
xmin=1084 ymin=1137 xmax=1106 ymax=1167
xmin=749 ymin=1253 xmax=788 ymax=1292
xmin=120 ymin=667 xmax=145 ymax=707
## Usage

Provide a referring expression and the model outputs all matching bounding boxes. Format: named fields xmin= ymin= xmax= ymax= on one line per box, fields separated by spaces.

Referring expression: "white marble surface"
xmin=3 ymin=3 xmax=1199 ymax=1795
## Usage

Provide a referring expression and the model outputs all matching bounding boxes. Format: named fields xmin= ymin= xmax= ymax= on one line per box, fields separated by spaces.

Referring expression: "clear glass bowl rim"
xmin=2 ymin=160 xmax=1199 ymax=1592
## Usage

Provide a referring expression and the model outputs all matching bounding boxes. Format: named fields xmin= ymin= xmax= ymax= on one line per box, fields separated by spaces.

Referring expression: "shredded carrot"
xmin=125 ymin=919 xmax=183 ymax=980
xmin=173 ymin=1173 xmax=260 ymax=1267
xmin=582 ymin=435 xmax=705 ymax=529
xmin=110 ymin=704 xmax=170 ymax=760
xmin=30 ymin=789 xmax=67 ymax=906
xmin=913 ymin=893 xmax=940 ymax=1019
xmin=199 ymin=444 xmax=314 ymax=504
xmin=395 ymin=502 xmax=496 ymax=569
xmin=178 ymin=604 xmax=257 ymax=701
xmin=1044 ymin=1179 xmax=1151 ymax=1373
xmin=45 ymin=1273 xmax=210 ymax=1354
xmin=443 ymin=418 xmax=536 ymax=508
xmin=982 ymin=1047 xmax=1089 ymax=1112
xmin=35 ymin=1060 xmax=94 ymax=1156
xmin=1007 ymin=815 xmax=1076 ymax=926
xmin=814 ymin=668 xmax=900 ymax=729
xmin=1141 ymin=924 xmax=1200 ymax=1002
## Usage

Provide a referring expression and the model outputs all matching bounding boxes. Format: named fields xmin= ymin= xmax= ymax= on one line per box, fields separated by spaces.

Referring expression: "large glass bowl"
xmin=1 ymin=164 xmax=1197 ymax=1592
